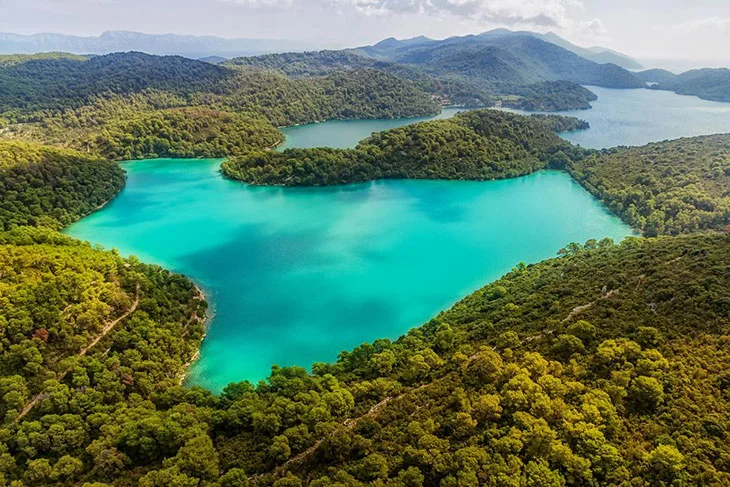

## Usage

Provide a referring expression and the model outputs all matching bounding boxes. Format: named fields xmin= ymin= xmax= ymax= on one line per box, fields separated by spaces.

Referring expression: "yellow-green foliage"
xmin=1 ymin=231 xmax=728 ymax=486
xmin=91 ymin=107 xmax=283 ymax=160
xmin=569 ymin=135 xmax=730 ymax=236
xmin=0 ymin=140 xmax=125 ymax=230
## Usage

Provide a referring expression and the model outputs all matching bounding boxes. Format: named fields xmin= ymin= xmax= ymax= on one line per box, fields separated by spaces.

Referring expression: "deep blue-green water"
xmin=506 ymin=86 xmax=730 ymax=148
xmin=66 ymin=86 xmax=729 ymax=392
xmin=66 ymin=160 xmax=632 ymax=392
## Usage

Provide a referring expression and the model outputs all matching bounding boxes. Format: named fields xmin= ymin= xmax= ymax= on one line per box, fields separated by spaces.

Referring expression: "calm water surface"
xmin=278 ymin=107 xmax=464 ymax=149
xmin=66 ymin=162 xmax=632 ymax=392
xmin=66 ymin=87 xmax=730 ymax=392
xmin=508 ymin=86 xmax=730 ymax=148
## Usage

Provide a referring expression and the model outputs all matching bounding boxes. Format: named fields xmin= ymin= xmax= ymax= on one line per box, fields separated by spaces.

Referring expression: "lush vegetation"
xmin=650 ymin=68 xmax=730 ymax=103
xmin=222 ymin=110 xmax=588 ymax=186
xmin=2 ymin=37 xmax=730 ymax=487
xmin=90 ymin=108 xmax=283 ymax=160
xmin=0 ymin=226 xmax=207 ymax=487
xmin=1 ymin=229 xmax=728 ymax=486
xmin=496 ymin=81 xmax=598 ymax=111
xmin=0 ymin=140 xmax=125 ymax=231
xmin=0 ymin=52 xmax=440 ymax=160
xmin=569 ymin=135 xmax=730 ymax=236
xmin=227 ymin=50 xmax=601 ymax=112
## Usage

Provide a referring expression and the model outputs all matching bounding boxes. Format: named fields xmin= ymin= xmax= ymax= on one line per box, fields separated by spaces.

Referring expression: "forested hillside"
xmin=1 ymin=32 xmax=730 ymax=487
xmin=650 ymin=68 xmax=730 ymax=103
xmin=0 ymin=140 xmax=125 ymax=230
xmin=227 ymin=49 xmax=600 ymax=112
xmin=90 ymin=108 xmax=283 ymax=160
xmin=0 ymin=52 xmax=440 ymax=159
xmin=350 ymin=31 xmax=644 ymax=89
xmin=222 ymin=110 xmax=588 ymax=186
xmin=1 ymin=229 xmax=728 ymax=486
xmin=569 ymin=135 xmax=730 ymax=236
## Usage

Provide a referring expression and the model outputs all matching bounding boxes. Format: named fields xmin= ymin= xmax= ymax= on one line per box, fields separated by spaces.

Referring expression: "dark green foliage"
xmin=568 ymin=135 xmax=730 ymax=235
xmin=212 ymin=68 xmax=440 ymax=127
xmin=0 ymin=52 xmax=231 ymax=113
xmin=226 ymin=49 xmax=603 ymax=111
xmin=497 ymin=81 xmax=598 ymax=111
xmin=0 ymin=140 xmax=125 ymax=230
xmin=652 ymin=68 xmax=730 ymax=102
xmin=530 ymin=114 xmax=590 ymax=133
xmin=0 ymin=53 xmax=442 ymax=160
xmin=91 ymin=107 xmax=283 ymax=160
xmin=222 ymin=110 xmax=588 ymax=186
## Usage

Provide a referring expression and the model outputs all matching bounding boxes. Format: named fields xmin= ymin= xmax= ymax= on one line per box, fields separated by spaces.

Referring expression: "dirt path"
xmin=251 ymin=383 xmax=430 ymax=483
xmin=79 ymin=284 xmax=140 ymax=356
xmin=14 ymin=284 xmax=140 ymax=423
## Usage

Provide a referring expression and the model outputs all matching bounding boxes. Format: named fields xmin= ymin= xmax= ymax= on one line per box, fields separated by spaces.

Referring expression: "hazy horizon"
xmin=1 ymin=0 xmax=729 ymax=69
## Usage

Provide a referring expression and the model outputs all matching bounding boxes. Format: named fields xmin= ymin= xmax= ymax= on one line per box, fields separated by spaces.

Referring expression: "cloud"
xmin=334 ymin=0 xmax=583 ymax=28
xmin=674 ymin=16 xmax=730 ymax=33
xmin=217 ymin=0 xmax=292 ymax=6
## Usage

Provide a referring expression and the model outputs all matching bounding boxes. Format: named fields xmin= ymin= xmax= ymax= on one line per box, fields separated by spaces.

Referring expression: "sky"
xmin=1 ymin=0 xmax=729 ymax=66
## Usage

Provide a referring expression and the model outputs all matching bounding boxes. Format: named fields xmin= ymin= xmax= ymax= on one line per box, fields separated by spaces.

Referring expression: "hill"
xmin=350 ymin=31 xmax=644 ymax=89
xmin=535 ymin=31 xmax=642 ymax=70
xmin=227 ymin=50 xmax=598 ymax=111
xmin=0 ymin=52 xmax=440 ymax=157
xmin=635 ymin=68 xmax=677 ymax=85
xmin=568 ymin=134 xmax=730 ymax=236
xmin=0 ymin=140 xmax=125 ymax=230
xmin=1 ymin=227 xmax=728 ymax=485
xmin=222 ymin=110 xmax=587 ymax=186
xmin=224 ymin=110 xmax=730 ymax=237
xmin=651 ymin=68 xmax=730 ymax=102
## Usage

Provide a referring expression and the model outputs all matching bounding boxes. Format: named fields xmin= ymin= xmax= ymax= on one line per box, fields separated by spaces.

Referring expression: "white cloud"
xmin=675 ymin=16 xmax=730 ymax=33
xmin=331 ymin=0 xmax=584 ymax=28
xmin=217 ymin=0 xmax=292 ymax=6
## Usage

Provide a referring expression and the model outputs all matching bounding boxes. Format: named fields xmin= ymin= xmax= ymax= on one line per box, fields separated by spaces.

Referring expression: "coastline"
xmin=178 ymin=282 xmax=213 ymax=386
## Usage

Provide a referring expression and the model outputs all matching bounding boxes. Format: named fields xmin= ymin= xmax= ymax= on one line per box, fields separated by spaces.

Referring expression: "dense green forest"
xmin=90 ymin=108 xmax=283 ymax=160
xmin=649 ymin=68 xmax=730 ymax=103
xmin=495 ymin=81 xmax=597 ymax=111
xmin=225 ymin=50 xmax=598 ymax=111
xmin=0 ymin=140 xmax=125 ymax=231
xmin=0 ymin=228 xmax=728 ymax=486
xmin=222 ymin=110 xmax=588 ymax=186
xmin=0 ymin=53 xmax=440 ymax=159
xmin=569 ymin=135 xmax=730 ymax=236
xmin=1 ymin=40 xmax=730 ymax=487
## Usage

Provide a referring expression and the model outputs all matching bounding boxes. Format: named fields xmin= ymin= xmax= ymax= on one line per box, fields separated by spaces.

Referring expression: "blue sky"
xmin=1 ymin=0 xmax=729 ymax=66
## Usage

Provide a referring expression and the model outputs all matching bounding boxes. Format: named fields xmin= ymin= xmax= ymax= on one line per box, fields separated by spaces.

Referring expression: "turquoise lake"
xmin=65 ymin=86 xmax=730 ymax=392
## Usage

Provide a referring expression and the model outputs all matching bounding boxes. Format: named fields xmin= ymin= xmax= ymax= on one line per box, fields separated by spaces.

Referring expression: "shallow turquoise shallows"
xmin=66 ymin=159 xmax=633 ymax=392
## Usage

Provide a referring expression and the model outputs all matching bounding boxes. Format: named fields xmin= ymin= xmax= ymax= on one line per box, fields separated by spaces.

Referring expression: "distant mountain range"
xmin=348 ymin=30 xmax=645 ymax=89
xmin=533 ymin=31 xmax=642 ymax=70
xmin=0 ymin=29 xmax=640 ymax=70
xmin=0 ymin=31 xmax=318 ymax=58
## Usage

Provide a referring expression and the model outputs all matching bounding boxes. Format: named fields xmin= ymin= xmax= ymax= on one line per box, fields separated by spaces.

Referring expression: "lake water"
xmin=506 ymin=86 xmax=730 ymax=149
xmin=278 ymin=107 xmax=464 ymax=149
xmin=66 ymin=162 xmax=632 ymax=392
xmin=66 ymin=86 xmax=729 ymax=392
